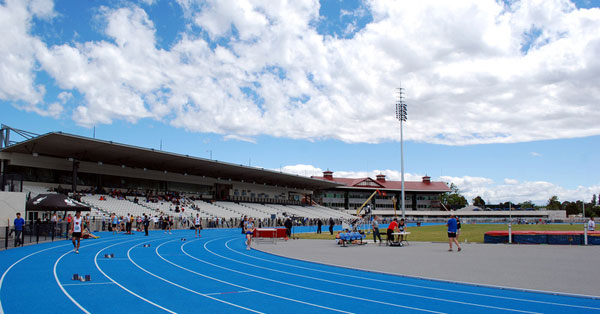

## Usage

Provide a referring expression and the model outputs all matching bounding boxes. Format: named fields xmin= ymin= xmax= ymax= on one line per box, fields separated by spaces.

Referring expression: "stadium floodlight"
xmin=395 ymin=87 xmax=407 ymax=220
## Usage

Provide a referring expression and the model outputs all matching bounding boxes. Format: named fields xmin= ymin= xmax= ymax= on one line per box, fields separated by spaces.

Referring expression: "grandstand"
xmin=0 ymin=129 xmax=566 ymax=225
xmin=22 ymin=184 xmax=54 ymax=197
xmin=80 ymin=194 xmax=158 ymax=218
xmin=215 ymin=201 xmax=271 ymax=219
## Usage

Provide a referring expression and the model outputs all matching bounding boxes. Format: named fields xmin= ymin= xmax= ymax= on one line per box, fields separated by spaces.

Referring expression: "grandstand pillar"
xmin=0 ymin=159 xmax=4 ymax=192
xmin=72 ymin=160 xmax=79 ymax=193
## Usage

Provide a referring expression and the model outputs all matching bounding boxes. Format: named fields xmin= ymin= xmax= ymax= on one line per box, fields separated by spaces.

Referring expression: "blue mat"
xmin=1 ymin=229 xmax=599 ymax=313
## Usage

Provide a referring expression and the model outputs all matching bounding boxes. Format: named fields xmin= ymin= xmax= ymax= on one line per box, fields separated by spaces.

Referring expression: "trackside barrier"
xmin=0 ymin=221 xmax=69 ymax=250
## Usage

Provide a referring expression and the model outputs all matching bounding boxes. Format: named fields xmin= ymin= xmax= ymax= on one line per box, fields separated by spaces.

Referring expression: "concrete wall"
xmin=0 ymin=192 xmax=26 ymax=227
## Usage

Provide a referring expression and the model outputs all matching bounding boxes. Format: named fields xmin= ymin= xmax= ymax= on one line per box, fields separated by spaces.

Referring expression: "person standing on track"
xmin=125 ymin=213 xmax=132 ymax=235
xmin=71 ymin=211 xmax=83 ymax=254
xmin=317 ymin=219 xmax=322 ymax=234
xmin=111 ymin=213 xmax=119 ymax=235
xmin=371 ymin=215 xmax=382 ymax=245
xmin=13 ymin=212 xmax=25 ymax=247
xmin=194 ymin=214 xmax=202 ymax=238
xmin=244 ymin=217 xmax=255 ymax=250
xmin=447 ymin=214 xmax=461 ymax=252
xmin=143 ymin=214 xmax=150 ymax=236
xmin=284 ymin=217 xmax=293 ymax=239
xmin=328 ymin=217 xmax=334 ymax=235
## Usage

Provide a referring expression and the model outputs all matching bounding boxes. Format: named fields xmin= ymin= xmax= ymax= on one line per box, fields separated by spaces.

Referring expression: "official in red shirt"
xmin=387 ymin=218 xmax=399 ymax=245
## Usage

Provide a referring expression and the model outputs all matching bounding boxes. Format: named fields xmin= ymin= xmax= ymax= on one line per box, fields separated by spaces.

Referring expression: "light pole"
xmin=509 ymin=202 xmax=512 ymax=244
xmin=395 ymin=87 xmax=407 ymax=220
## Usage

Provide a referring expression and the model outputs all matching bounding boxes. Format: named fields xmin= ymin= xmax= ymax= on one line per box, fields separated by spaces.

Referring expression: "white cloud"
xmin=3 ymin=0 xmax=600 ymax=145
xmin=530 ymin=152 xmax=542 ymax=157
xmin=441 ymin=174 xmax=598 ymax=205
xmin=0 ymin=0 xmax=48 ymax=105
xmin=223 ymin=134 xmax=257 ymax=143
xmin=282 ymin=164 xmax=600 ymax=205
xmin=280 ymin=164 xmax=431 ymax=182
xmin=281 ymin=164 xmax=598 ymax=205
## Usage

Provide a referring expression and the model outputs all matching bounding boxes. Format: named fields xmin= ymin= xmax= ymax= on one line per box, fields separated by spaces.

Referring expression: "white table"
xmin=391 ymin=231 xmax=411 ymax=246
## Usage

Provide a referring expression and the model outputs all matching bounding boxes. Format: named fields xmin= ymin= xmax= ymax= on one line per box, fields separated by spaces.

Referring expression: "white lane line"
xmin=158 ymin=238 xmax=354 ymax=314
xmin=185 ymin=238 xmax=445 ymax=314
xmin=0 ymin=242 xmax=74 ymax=314
xmin=204 ymin=290 xmax=254 ymax=296
xmin=53 ymin=239 xmax=124 ymax=314
xmin=126 ymin=239 xmax=264 ymax=314
xmin=213 ymin=239 xmax=540 ymax=314
xmin=93 ymin=237 xmax=177 ymax=314
xmin=62 ymin=282 xmax=116 ymax=286
xmin=228 ymin=239 xmax=600 ymax=311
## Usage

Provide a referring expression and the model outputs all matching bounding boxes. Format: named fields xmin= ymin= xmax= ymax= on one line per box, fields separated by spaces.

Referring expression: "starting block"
xmin=143 ymin=244 xmax=151 ymax=247
xmin=181 ymin=238 xmax=186 ymax=241
xmin=72 ymin=274 xmax=91 ymax=281
xmin=104 ymin=253 xmax=115 ymax=258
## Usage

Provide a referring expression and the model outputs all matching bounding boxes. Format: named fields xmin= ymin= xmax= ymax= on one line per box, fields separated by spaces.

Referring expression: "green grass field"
xmin=295 ymin=223 xmax=584 ymax=243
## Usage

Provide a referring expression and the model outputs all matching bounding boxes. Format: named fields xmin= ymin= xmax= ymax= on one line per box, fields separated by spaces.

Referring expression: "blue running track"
xmin=1 ymin=229 xmax=599 ymax=313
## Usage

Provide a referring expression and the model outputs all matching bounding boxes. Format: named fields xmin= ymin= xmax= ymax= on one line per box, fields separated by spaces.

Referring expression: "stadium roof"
xmin=1 ymin=132 xmax=341 ymax=190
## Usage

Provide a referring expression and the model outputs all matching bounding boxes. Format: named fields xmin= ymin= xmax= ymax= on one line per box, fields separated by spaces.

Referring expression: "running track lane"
xmin=0 ymin=229 xmax=599 ymax=314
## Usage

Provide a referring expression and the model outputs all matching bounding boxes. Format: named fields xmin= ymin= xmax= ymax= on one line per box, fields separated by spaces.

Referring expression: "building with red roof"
xmin=312 ymin=170 xmax=451 ymax=214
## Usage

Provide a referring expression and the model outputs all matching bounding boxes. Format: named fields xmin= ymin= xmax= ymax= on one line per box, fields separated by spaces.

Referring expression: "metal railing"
xmin=1 ymin=221 xmax=69 ymax=250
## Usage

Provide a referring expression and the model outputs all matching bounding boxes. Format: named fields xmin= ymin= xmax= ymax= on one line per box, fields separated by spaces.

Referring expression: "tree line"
xmin=441 ymin=183 xmax=600 ymax=217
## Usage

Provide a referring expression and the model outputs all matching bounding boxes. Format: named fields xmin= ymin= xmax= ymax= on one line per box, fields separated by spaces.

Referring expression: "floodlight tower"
xmin=395 ymin=87 xmax=407 ymax=220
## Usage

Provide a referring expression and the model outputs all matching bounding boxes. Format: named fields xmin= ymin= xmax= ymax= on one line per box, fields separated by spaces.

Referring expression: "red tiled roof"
xmin=312 ymin=176 xmax=450 ymax=192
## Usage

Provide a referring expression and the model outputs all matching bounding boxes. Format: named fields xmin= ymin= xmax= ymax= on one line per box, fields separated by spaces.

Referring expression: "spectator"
xmin=14 ymin=213 xmax=25 ymax=247
xmin=371 ymin=215 xmax=382 ymax=245
xmin=143 ymin=214 xmax=150 ymax=236
xmin=588 ymin=217 xmax=595 ymax=231
xmin=316 ymin=219 xmax=322 ymax=234
xmin=328 ymin=217 xmax=335 ymax=235
xmin=284 ymin=217 xmax=293 ymax=239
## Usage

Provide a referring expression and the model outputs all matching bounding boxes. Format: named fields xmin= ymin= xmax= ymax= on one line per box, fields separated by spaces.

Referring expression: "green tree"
xmin=592 ymin=194 xmax=597 ymax=206
xmin=519 ymin=200 xmax=535 ymax=210
xmin=441 ymin=183 xmax=468 ymax=209
xmin=563 ymin=201 xmax=578 ymax=216
xmin=472 ymin=196 xmax=485 ymax=207
xmin=546 ymin=195 xmax=562 ymax=211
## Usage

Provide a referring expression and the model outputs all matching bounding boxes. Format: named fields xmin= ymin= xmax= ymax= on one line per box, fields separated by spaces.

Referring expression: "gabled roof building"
xmin=312 ymin=170 xmax=451 ymax=214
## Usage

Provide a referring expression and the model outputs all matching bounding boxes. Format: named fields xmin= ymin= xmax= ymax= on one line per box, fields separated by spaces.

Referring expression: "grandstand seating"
xmin=22 ymin=186 xmax=353 ymax=221
xmin=193 ymin=201 xmax=241 ymax=219
xmin=22 ymin=185 xmax=54 ymax=197
xmin=215 ymin=201 xmax=271 ymax=219
xmin=81 ymin=195 xmax=159 ymax=218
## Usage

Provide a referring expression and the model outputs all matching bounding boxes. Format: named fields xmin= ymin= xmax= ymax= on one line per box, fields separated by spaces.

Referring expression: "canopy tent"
xmin=26 ymin=193 xmax=90 ymax=212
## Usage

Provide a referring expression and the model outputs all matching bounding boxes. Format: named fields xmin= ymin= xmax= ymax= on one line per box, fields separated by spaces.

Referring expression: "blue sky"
xmin=1 ymin=0 xmax=599 ymax=205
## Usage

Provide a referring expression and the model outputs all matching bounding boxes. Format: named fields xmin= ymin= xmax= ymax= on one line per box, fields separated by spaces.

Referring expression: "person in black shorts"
xmin=71 ymin=211 xmax=83 ymax=254
xmin=447 ymin=214 xmax=461 ymax=252
xmin=194 ymin=214 xmax=202 ymax=238
xmin=143 ymin=214 xmax=150 ymax=236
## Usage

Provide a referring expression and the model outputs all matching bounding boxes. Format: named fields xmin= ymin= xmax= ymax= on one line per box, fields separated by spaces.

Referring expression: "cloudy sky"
xmin=1 ymin=0 xmax=599 ymax=205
